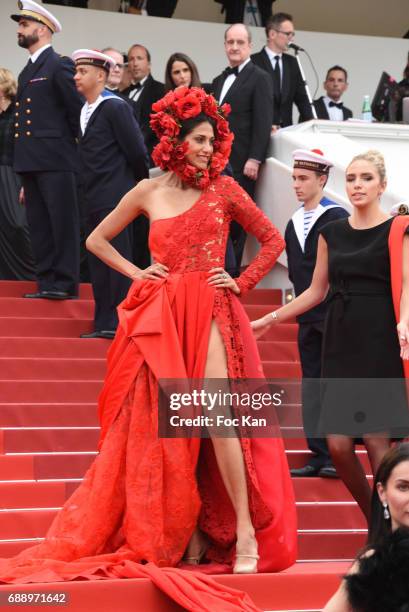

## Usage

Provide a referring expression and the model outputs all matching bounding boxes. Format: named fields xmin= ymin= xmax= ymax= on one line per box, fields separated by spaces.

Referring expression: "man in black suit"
xmin=251 ymin=12 xmax=313 ymax=128
xmin=121 ymin=44 xmax=164 ymax=164
xmin=314 ymin=66 xmax=353 ymax=121
xmin=211 ymin=23 xmax=274 ymax=271
xmin=72 ymin=49 xmax=149 ymax=339
xmin=10 ymin=0 xmax=82 ymax=300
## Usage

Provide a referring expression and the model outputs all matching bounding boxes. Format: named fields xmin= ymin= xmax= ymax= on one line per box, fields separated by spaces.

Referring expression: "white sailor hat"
xmin=292 ymin=148 xmax=333 ymax=174
xmin=11 ymin=0 xmax=62 ymax=34
xmin=72 ymin=49 xmax=116 ymax=73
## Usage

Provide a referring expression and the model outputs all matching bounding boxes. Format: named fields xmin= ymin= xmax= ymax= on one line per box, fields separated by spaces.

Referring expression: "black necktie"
xmin=224 ymin=66 xmax=239 ymax=77
xmin=273 ymin=55 xmax=281 ymax=98
xmin=329 ymin=101 xmax=343 ymax=109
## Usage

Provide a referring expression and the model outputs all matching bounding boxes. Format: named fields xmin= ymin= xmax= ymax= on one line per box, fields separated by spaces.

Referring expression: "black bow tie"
xmin=329 ymin=101 xmax=343 ymax=109
xmin=224 ymin=66 xmax=239 ymax=77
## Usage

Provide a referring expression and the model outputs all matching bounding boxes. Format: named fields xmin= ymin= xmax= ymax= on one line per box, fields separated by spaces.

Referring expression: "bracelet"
xmin=270 ymin=310 xmax=278 ymax=321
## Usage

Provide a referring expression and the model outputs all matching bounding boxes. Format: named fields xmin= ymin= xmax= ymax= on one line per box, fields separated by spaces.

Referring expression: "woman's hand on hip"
xmin=208 ymin=268 xmax=240 ymax=294
xmin=131 ymin=263 xmax=169 ymax=281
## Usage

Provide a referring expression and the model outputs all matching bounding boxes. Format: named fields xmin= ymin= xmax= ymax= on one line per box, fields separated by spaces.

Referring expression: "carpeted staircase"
xmin=0 ymin=281 xmax=366 ymax=611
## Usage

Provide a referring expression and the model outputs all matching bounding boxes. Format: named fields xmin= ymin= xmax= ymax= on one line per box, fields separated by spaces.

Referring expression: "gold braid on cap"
xmin=19 ymin=10 xmax=56 ymax=32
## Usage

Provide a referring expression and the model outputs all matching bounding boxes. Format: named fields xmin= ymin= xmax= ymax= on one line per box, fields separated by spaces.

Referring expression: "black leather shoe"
xmin=318 ymin=465 xmax=339 ymax=479
xmin=290 ymin=465 xmax=320 ymax=477
xmin=80 ymin=330 xmax=116 ymax=339
xmin=23 ymin=292 xmax=47 ymax=299
xmin=41 ymin=291 xmax=77 ymax=300
xmin=23 ymin=291 xmax=76 ymax=300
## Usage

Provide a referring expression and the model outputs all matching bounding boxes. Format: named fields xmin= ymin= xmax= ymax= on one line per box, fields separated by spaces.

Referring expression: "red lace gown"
xmin=0 ymin=176 xmax=297 ymax=610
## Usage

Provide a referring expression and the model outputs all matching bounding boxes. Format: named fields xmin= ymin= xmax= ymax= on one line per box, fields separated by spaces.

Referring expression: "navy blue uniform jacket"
xmin=13 ymin=46 xmax=82 ymax=173
xmin=285 ymin=198 xmax=349 ymax=323
xmin=79 ymin=93 xmax=149 ymax=215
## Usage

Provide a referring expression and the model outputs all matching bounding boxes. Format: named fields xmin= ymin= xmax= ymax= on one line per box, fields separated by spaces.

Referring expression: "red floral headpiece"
xmin=150 ymin=87 xmax=234 ymax=190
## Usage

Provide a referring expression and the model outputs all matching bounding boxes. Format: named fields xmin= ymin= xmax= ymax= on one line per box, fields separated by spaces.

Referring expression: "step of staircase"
xmin=0 ymin=337 xmax=109 ymax=358
xmin=0 ymin=281 xmax=93 ymax=299
xmin=0 ymin=428 xmax=100 ymax=454
xmin=0 ymin=358 xmax=106 ymax=381
xmin=0 ymin=318 xmax=93 ymax=337
xmin=0 ymin=562 xmax=346 ymax=612
xmin=0 ymin=297 xmax=93 ymax=318
xmin=0 ymin=404 xmax=99 ymax=427
xmin=0 ymin=381 xmax=103 ymax=403
xmin=240 ymin=288 xmax=282 ymax=305
xmin=0 ymin=453 xmax=95 ymax=480
xmin=258 ymin=341 xmax=299 ymax=362
xmin=0 ymin=502 xmax=366 ymax=539
xmin=0 ymin=529 xmax=364 ymax=563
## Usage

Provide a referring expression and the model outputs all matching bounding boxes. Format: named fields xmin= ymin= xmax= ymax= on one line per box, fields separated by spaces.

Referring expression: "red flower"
xmin=203 ymin=96 xmax=218 ymax=119
xmin=174 ymin=92 xmax=202 ymax=120
xmin=150 ymin=112 xmax=179 ymax=138
xmin=220 ymin=103 xmax=231 ymax=118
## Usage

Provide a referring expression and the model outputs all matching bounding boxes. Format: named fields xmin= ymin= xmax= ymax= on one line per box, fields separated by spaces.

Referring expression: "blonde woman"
xmin=0 ymin=67 xmax=34 ymax=279
xmin=252 ymin=150 xmax=409 ymax=524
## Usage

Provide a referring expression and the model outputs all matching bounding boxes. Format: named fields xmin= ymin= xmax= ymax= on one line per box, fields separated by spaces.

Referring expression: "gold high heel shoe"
xmin=233 ymin=553 xmax=260 ymax=574
xmin=183 ymin=546 xmax=207 ymax=565
xmin=183 ymin=531 xmax=208 ymax=565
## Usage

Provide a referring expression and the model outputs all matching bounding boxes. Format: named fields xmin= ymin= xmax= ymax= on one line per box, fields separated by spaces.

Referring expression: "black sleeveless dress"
xmin=318 ymin=217 xmax=409 ymax=437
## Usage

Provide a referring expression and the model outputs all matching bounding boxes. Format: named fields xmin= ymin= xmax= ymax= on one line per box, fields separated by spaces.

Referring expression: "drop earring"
xmin=383 ymin=501 xmax=390 ymax=520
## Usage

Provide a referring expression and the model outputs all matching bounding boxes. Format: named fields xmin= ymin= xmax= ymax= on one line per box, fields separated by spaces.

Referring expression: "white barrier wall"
xmin=2 ymin=0 xmax=408 ymax=118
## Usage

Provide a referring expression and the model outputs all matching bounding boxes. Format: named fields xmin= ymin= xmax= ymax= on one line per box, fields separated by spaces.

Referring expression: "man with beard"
xmin=10 ymin=0 xmax=82 ymax=300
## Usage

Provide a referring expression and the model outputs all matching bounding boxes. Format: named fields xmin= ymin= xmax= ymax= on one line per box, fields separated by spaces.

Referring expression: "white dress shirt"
xmin=30 ymin=44 xmax=52 ymax=63
xmin=128 ymin=75 xmax=149 ymax=103
xmin=219 ymin=58 xmax=251 ymax=104
xmin=265 ymin=46 xmax=283 ymax=86
xmin=323 ymin=96 xmax=344 ymax=121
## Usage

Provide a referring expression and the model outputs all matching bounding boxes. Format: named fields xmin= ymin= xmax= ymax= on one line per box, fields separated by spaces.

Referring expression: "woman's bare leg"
xmin=363 ymin=434 xmax=390 ymax=479
xmin=186 ymin=321 xmax=257 ymax=562
xmin=327 ymin=434 xmax=372 ymax=523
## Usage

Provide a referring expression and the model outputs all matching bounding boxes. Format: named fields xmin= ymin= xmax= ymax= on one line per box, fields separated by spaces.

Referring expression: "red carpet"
xmin=0 ymin=281 xmax=366 ymax=610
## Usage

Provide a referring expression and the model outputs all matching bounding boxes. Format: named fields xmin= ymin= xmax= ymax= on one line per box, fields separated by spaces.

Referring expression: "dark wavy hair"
xmin=346 ymin=527 xmax=409 ymax=612
xmin=342 ymin=445 xmax=409 ymax=611
xmin=164 ymin=53 xmax=201 ymax=92
xmin=178 ymin=113 xmax=216 ymax=141
xmin=367 ymin=442 xmax=409 ymax=549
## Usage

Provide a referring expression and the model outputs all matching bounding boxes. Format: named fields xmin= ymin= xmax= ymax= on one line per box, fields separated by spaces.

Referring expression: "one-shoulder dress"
xmin=0 ymin=175 xmax=297 ymax=609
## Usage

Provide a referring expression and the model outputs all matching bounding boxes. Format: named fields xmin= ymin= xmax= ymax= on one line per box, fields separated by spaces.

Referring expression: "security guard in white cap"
xmin=11 ymin=0 xmax=82 ymax=300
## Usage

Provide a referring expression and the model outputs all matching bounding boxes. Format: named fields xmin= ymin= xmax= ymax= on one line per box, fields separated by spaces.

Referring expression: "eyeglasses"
xmin=274 ymin=29 xmax=295 ymax=38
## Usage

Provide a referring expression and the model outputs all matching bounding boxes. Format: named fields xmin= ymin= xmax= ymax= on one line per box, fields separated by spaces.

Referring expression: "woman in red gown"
xmin=0 ymin=87 xmax=297 ymax=609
